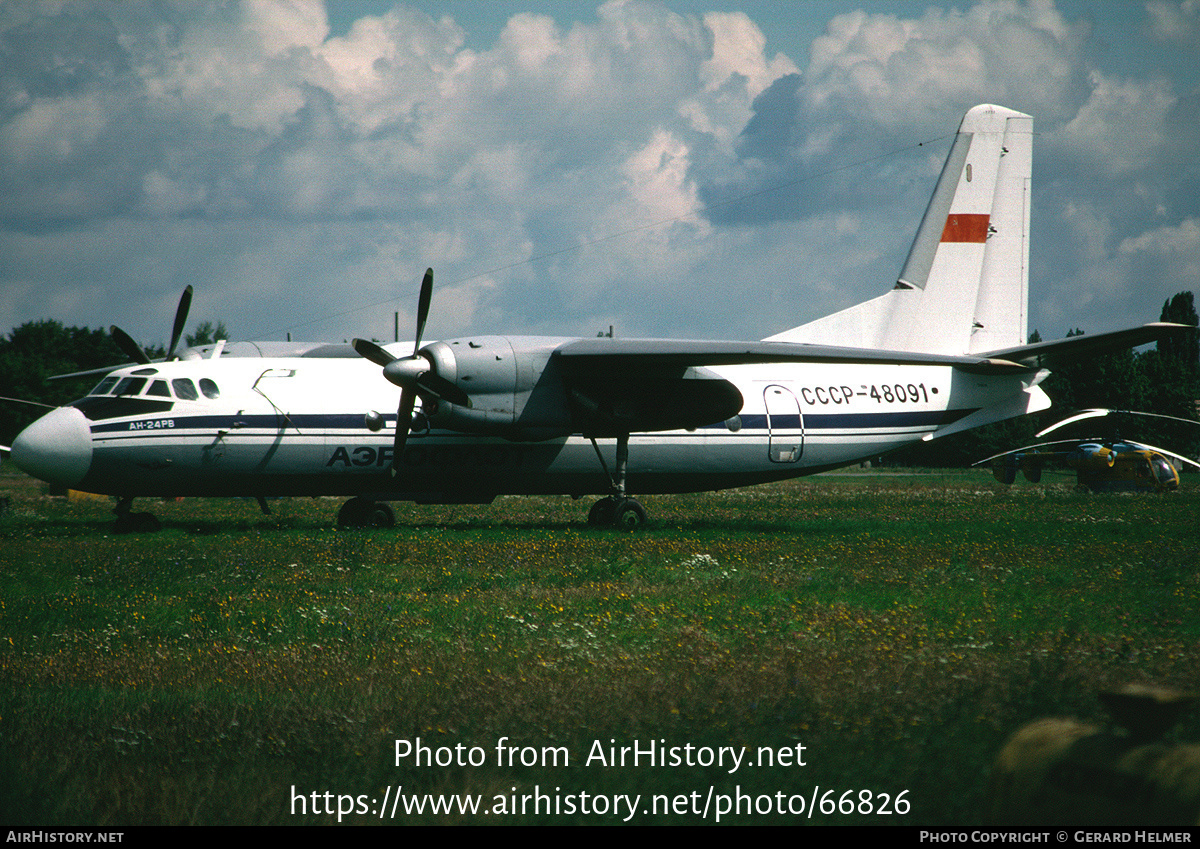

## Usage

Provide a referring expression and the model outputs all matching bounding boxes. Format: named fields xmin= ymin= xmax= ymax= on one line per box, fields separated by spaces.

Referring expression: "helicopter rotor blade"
xmin=1038 ymin=407 xmax=1200 ymax=438
xmin=1124 ymin=440 xmax=1200 ymax=471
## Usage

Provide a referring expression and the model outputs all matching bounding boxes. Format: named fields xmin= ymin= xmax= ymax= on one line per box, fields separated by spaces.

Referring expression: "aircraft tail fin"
xmin=768 ymin=104 xmax=1032 ymax=356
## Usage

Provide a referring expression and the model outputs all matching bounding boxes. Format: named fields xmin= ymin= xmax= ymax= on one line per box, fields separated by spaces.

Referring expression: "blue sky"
xmin=2 ymin=1 xmax=1198 ymax=349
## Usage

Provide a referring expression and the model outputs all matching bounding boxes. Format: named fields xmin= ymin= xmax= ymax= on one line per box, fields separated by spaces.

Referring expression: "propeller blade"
xmin=392 ymin=389 xmax=416 ymax=475
xmin=352 ymin=338 xmax=398 ymax=368
xmin=413 ymin=268 xmax=432 ymax=354
xmin=354 ymin=268 xmax=470 ymax=475
xmin=417 ymin=372 xmax=471 ymax=408
xmin=110 ymin=325 xmax=151 ymax=365
xmin=166 ymin=285 xmax=194 ymax=361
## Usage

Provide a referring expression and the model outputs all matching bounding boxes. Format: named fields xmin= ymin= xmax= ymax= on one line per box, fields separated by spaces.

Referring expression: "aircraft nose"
xmin=11 ymin=406 xmax=93 ymax=489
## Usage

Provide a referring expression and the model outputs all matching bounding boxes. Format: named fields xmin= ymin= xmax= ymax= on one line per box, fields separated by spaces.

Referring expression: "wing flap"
xmin=564 ymin=364 xmax=743 ymax=437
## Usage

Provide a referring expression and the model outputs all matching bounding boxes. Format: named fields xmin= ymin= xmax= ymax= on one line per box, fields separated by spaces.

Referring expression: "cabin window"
xmin=172 ymin=379 xmax=199 ymax=400
xmin=199 ymin=378 xmax=221 ymax=399
xmin=146 ymin=379 xmax=171 ymax=397
xmin=114 ymin=377 xmax=147 ymax=396
xmin=91 ymin=376 xmax=119 ymax=396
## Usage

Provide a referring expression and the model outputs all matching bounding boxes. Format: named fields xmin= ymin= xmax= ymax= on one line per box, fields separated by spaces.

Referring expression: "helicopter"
xmin=978 ymin=409 xmax=1200 ymax=492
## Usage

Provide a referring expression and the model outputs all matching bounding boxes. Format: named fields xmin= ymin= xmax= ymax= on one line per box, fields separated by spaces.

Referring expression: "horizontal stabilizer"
xmin=924 ymin=385 xmax=1051 ymax=441
xmin=981 ymin=323 xmax=1190 ymax=369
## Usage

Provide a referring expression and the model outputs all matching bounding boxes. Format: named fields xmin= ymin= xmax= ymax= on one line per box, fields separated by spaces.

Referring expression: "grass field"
xmin=1 ymin=467 xmax=1198 ymax=825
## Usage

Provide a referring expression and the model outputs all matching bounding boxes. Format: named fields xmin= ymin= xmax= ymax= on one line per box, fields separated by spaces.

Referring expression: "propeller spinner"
xmin=352 ymin=269 xmax=469 ymax=475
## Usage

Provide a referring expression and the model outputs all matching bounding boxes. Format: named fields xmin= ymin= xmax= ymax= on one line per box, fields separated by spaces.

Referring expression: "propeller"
xmin=109 ymin=285 xmax=195 ymax=365
xmin=352 ymin=268 xmax=469 ymax=475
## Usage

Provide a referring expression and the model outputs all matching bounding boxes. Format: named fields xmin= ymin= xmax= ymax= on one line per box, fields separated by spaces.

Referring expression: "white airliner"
xmin=7 ymin=104 xmax=1183 ymax=531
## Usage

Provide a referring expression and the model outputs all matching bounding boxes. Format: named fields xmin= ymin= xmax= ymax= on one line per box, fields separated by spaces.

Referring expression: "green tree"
xmin=1134 ymin=292 xmax=1200 ymax=457
xmin=1156 ymin=292 xmax=1199 ymax=374
xmin=185 ymin=321 xmax=229 ymax=348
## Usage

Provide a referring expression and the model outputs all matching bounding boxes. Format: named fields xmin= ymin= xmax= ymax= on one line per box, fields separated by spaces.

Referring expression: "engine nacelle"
xmin=420 ymin=336 xmax=574 ymax=441
xmin=1068 ymin=444 xmax=1116 ymax=472
xmin=416 ymin=335 xmax=745 ymax=441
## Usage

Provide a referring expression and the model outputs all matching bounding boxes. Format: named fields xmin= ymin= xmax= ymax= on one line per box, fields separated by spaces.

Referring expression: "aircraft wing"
xmin=980 ymin=322 xmax=1190 ymax=369
xmin=551 ymin=338 xmax=1032 ymax=436
xmin=554 ymin=338 xmax=1031 ymax=371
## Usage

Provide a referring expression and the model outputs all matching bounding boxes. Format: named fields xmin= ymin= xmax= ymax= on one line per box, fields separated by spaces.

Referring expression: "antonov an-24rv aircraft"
xmin=8 ymin=105 xmax=1185 ymax=531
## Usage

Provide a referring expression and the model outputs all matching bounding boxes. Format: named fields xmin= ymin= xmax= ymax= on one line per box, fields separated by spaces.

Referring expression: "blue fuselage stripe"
xmin=86 ymin=407 xmax=976 ymax=438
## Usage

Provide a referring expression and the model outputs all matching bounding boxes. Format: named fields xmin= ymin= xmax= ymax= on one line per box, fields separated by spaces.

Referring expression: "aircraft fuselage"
xmin=11 ymin=345 xmax=1035 ymax=503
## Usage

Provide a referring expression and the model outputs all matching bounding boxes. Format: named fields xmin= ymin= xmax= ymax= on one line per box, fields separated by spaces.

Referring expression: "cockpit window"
xmin=1153 ymin=457 xmax=1176 ymax=484
xmin=146 ymin=379 xmax=171 ymax=397
xmin=91 ymin=376 xmax=119 ymax=396
xmin=199 ymin=378 xmax=220 ymax=399
xmin=172 ymin=378 xmax=199 ymax=401
xmin=114 ymin=377 xmax=147 ymax=397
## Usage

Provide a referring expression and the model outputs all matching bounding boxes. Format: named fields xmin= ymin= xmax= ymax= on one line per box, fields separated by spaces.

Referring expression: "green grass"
xmin=1 ymin=468 xmax=1198 ymax=824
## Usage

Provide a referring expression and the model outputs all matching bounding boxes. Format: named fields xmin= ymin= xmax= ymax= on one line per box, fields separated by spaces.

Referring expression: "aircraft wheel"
xmin=611 ymin=497 xmax=647 ymax=530
xmin=587 ymin=497 xmax=617 ymax=527
xmin=338 ymin=497 xmax=394 ymax=529
xmin=337 ymin=498 xmax=396 ymax=529
xmin=366 ymin=502 xmax=396 ymax=528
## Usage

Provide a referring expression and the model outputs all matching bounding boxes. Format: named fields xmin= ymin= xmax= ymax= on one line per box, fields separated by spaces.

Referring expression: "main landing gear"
xmin=586 ymin=434 xmax=648 ymax=530
xmin=337 ymin=497 xmax=396 ymax=529
xmin=587 ymin=494 xmax=648 ymax=529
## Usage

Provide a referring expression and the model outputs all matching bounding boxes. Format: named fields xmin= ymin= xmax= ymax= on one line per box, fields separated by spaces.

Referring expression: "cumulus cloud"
xmin=0 ymin=0 xmax=1197 ymax=348
xmin=1145 ymin=0 xmax=1200 ymax=43
xmin=802 ymin=1 xmax=1084 ymax=127
xmin=1058 ymin=72 xmax=1175 ymax=175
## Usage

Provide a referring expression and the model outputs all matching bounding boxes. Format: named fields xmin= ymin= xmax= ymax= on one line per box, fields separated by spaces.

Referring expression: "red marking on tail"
xmin=941 ymin=213 xmax=990 ymax=243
